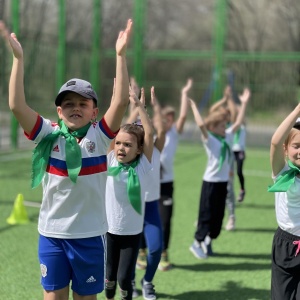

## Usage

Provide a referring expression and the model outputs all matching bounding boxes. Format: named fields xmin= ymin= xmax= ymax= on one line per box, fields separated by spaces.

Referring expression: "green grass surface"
xmin=0 ymin=143 xmax=276 ymax=300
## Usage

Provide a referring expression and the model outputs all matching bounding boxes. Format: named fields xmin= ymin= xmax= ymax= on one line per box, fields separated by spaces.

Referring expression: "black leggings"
xmin=105 ymin=232 xmax=141 ymax=300
xmin=234 ymin=151 xmax=245 ymax=190
xmin=159 ymin=182 xmax=174 ymax=251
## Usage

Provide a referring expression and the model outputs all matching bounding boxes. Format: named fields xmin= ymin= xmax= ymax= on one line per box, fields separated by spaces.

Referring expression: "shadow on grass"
xmin=156 ymin=281 xmax=269 ymax=300
xmin=238 ymin=203 xmax=274 ymax=210
xmin=234 ymin=228 xmax=275 ymax=233
xmin=214 ymin=252 xmax=271 ymax=260
xmin=173 ymin=261 xmax=270 ymax=272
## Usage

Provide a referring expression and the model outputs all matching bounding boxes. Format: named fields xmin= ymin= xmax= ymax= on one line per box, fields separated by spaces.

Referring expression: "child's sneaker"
xmin=158 ymin=250 xmax=172 ymax=271
xmin=238 ymin=190 xmax=245 ymax=202
xmin=132 ymin=280 xmax=139 ymax=298
xmin=204 ymin=235 xmax=213 ymax=256
xmin=189 ymin=240 xmax=207 ymax=259
xmin=225 ymin=215 xmax=235 ymax=231
xmin=136 ymin=249 xmax=147 ymax=270
xmin=141 ymin=278 xmax=157 ymax=300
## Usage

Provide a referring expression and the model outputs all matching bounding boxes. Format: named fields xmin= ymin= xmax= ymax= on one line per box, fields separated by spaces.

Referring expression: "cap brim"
xmin=55 ymin=91 xmax=97 ymax=106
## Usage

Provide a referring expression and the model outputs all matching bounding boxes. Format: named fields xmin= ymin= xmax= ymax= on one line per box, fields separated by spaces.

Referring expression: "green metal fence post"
xmin=133 ymin=0 xmax=146 ymax=86
xmin=213 ymin=0 xmax=228 ymax=101
xmin=10 ymin=0 xmax=19 ymax=148
xmin=90 ymin=0 xmax=101 ymax=96
xmin=56 ymin=0 xmax=66 ymax=92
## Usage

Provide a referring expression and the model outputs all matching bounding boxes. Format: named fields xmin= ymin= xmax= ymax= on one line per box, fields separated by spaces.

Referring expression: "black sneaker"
xmin=141 ymin=278 xmax=157 ymax=300
xmin=132 ymin=280 xmax=139 ymax=298
xmin=238 ymin=190 xmax=245 ymax=202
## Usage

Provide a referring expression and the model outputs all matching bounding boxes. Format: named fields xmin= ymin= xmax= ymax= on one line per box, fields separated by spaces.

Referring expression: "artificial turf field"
xmin=0 ymin=142 xmax=275 ymax=300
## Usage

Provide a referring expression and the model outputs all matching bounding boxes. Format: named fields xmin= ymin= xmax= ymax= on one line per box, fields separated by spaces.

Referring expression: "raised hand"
xmin=188 ymin=98 xmax=197 ymax=108
xmin=151 ymin=86 xmax=158 ymax=107
xmin=181 ymin=78 xmax=193 ymax=94
xmin=116 ymin=19 xmax=133 ymax=56
xmin=239 ymin=88 xmax=251 ymax=104
xmin=129 ymin=86 xmax=144 ymax=108
xmin=130 ymin=77 xmax=140 ymax=97
xmin=0 ymin=21 xmax=23 ymax=59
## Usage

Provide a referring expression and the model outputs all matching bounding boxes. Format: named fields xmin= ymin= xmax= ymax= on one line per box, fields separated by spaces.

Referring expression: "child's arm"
xmin=110 ymin=78 xmax=116 ymax=104
xmin=176 ymin=78 xmax=193 ymax=134
xmin=189 ymin=98 xmax=208 ymax=140
xmin=104 ymin=19 xmax=132 ymax=132
xmin=227 ymin=97 xmax=238 ymax=124
xmin=270 ymin=103 xmax=300 ymax=175
xmin=209 ymin=86 xmax=231 ymax=114
xmin=151 ymin=86 xmax=166 ymax=152
xmin=129 ymin=89 xmax=154 ymax=162
xmin=0 ymin=21 xmax=37 ymax=134
xmin=208 ymin=97 xmax=227 ymax=114
xmin=231 ymin=88 xmax=250 ymax=133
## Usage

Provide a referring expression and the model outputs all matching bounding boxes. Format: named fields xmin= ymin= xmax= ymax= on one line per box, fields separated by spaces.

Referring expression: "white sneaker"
xmin=189 ymin=240 xmax=207 ymax=259
xmin=225 ymin=215 xmax=235 ymax=231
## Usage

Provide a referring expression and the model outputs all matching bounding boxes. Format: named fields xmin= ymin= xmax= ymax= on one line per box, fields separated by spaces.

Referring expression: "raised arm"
xmin=0 ymin=21 xmax=37 ymax=134
xmin=209 ymin=85 xmax=232 ymax=114
xmin=189 ymin=98 xmax=208 ymax=140
xmin=129 ymin=89 xmax=154 ymax=162
xmin=151 ymin=86 xmax=166 ymax=152
xmin=270 ymin=103 xmax=300 ymax=176
xmin=176 ymin=78 xmax=193 ymax=134
xmin=104 ymin=19 xmax=132 ymax=132
xmin=231 ymin=88 xmax=250 ymax=133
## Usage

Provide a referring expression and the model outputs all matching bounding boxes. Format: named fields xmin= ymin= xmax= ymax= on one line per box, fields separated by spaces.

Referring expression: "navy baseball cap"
xmin=55 ymin=78 xmax=98 ymax=106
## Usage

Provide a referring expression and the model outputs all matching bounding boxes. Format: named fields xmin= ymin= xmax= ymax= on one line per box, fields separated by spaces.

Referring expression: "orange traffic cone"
xmin=7 ymin=194 xmax=29 ymax=225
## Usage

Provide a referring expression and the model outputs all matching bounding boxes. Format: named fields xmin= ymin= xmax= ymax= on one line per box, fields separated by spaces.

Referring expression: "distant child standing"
xmin=0 ymin=19 xmax=132 ymax=300
xmin=189 ymin=88 xmax=250 ymax=259
xmin=268 ymin=103 xmax=300 ymax=299
xmin=158 ymin=78 xmax=192 ymax=271
xmin=105 ymin=88 xmax=154 ymax=300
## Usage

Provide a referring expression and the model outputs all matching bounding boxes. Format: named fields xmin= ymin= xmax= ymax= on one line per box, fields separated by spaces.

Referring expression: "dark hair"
xmin=120 ymin=123 xmax=145 ymax=149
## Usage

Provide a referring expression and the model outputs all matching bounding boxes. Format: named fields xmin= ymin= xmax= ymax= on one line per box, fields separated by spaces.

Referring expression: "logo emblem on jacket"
xmin=86 ymin=141 xmax=96 ymax=153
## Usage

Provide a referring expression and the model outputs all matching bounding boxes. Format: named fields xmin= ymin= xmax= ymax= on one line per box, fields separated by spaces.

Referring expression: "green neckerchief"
xmin=268 ymin=160 xmax=300 ymax=192
xmin=108 ymin=159 xmax=142 ymax=215
xmin=209 ymin=131 xmax=231 ymax=171
xmin=233 ymin=128 xmax=241 ymax=145
xmin=31 ymin=119 xmax=91 ymax=188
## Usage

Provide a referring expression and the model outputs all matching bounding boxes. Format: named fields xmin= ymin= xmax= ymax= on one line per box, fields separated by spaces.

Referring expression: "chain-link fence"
xmin=1 ymin=0 xmax=300 ymax=149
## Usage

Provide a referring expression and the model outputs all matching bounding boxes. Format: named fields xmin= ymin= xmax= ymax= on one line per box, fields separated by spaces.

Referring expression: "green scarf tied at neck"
xmin=31 ymin=119 xmax=91 ymax=188
xmin=268 ymin=160 xmax=300 ymax=192
xmin=209 ymin=131 xmax=231 ymax=171
xmin=108 ymin=159 xmax=142 ymax=215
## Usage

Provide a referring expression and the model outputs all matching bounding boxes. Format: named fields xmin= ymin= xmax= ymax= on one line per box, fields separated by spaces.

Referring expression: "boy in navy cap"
xmin=0 ymin=19 xmax=132 ymax=300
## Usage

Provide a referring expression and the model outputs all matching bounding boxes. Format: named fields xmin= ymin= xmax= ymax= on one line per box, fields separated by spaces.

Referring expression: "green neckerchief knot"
xmin=108 ymin=159 xmax=142 ymax=215
xmin=209 ymin=131 xmax=231 ymax=171
xmin=268 ymin=160 xmax=300 ymax=192
xmin=31 ymin=119 xmax=91 ymax=189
